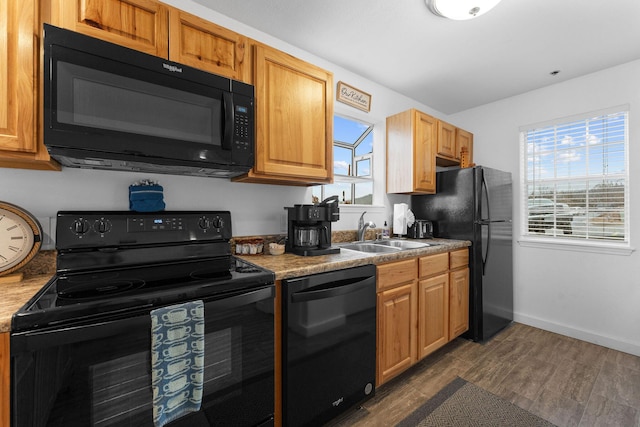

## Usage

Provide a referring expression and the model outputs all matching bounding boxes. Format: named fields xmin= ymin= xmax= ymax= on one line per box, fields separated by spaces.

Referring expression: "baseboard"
xmin=513 ymin=312 xmax=640 ymax=357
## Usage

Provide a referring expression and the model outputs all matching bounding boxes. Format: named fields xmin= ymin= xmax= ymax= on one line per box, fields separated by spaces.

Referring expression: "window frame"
xmin=518 ymin=105 xmax=633 ymax=255
xmin=314 ymin=113 xmax=375 ymax=206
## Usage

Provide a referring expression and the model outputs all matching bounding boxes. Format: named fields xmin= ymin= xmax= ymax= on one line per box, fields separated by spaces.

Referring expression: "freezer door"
xmin=476 ymin=167 xmax=513 ymax=341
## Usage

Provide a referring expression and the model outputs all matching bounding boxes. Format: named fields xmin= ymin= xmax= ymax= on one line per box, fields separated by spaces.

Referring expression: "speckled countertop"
xmin=238 ymin=238 xmax=470 ymax=281
xmin=0 ymin=238 xmax=470 ymax=333
xmin=0 ymin=251 xmax=56 ymax=333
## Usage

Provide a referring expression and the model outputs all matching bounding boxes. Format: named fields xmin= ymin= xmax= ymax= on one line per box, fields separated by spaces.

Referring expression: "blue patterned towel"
xmin=151 ymin=301 xmax=205 ymax=427
xmin=129 ymin=184 xmax=165 ymax=212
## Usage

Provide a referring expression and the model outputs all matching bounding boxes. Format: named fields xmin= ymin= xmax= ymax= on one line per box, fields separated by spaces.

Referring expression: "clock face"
xmin=0 ymin=202 xmax=42 ymax=275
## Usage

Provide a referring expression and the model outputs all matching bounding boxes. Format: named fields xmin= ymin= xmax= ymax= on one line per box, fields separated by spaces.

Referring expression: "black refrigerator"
xmin=411 ymin=166 xmax=513 ymax=342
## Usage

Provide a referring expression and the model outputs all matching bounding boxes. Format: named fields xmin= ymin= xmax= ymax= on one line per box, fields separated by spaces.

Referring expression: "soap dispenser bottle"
xmin=382 ymin=221 xmax=390 ymax=239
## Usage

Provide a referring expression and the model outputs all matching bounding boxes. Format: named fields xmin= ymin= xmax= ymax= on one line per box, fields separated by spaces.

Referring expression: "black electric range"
xmin=12 ymin=211 xmax=274 ymax=332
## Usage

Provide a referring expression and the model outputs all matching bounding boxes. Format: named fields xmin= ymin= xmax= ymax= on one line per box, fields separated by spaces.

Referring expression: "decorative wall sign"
xmin=337 ymin=81 xmax=371 ymax=112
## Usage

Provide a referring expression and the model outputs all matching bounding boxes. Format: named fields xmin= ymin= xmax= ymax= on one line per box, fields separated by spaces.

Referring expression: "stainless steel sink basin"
xmin=339 ymin=239 xmax=439 ymax=253
xmin=339 ymin=243 xmax=401 ymax=253
xmin=373 ymin=239 xmax=434 ymax=249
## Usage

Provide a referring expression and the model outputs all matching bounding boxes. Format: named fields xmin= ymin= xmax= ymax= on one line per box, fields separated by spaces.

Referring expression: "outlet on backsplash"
xmin=36 ymin=217 xmax=56 ymax=250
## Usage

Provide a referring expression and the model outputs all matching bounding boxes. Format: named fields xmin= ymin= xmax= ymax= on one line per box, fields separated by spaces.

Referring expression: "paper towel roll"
xmin=393 ymin=203 xmax=408 ymax=236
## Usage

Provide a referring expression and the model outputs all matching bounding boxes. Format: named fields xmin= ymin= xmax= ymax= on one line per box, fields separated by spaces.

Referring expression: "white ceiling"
xmin=194 ymin=0 xmax=640 ymax=115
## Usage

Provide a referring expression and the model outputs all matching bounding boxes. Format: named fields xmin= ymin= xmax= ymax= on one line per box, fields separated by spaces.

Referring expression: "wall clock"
xmin=0 ymin=201 xmax=42 ymax=276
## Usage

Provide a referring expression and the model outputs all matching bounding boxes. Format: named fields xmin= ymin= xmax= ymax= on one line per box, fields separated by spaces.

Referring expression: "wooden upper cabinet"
xmin=456 ymin=127 xmax=473 ymax=163
xmin=168 ymin=9 xmax=250 ymax=82
xmin=386 ymin=109 xmax=436 ymax=194
xmin=0 ymin=0 xmax=59 ymax=170
xmin=437 ymin=120 xmax=456 ymax=158
xmin=234 ymin=44 xmax=333 ymax=185
xmin=46 ymin=0 xmax=169 ymax=57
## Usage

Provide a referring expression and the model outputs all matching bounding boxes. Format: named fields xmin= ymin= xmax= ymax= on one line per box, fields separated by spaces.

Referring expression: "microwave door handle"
xmin=221 ymin=92 xmax=234 ymax=150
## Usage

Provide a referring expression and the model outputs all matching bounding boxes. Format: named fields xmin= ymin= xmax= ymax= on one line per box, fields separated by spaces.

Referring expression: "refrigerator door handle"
xmin=480 ymin=173 xmax=491 ymax=275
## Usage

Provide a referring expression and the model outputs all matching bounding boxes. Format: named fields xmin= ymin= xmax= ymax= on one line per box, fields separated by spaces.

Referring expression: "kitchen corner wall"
xmin=448 ymin=59 xmax=640 ymax=356
xmin=1 ymin=0 xmax=440 ymax=244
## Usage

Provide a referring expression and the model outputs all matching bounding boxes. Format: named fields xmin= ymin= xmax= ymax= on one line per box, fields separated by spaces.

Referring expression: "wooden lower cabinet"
xmin=449 ymin=250 xmax=470 ymax=340
xmin=418 ymin=273 xmax=449 ymax=359
xmin=376 ymin=249 xmax=469 ymax=386
xmin=1 ymin=332 xmax=9 ymax=427
xmin=377 ymin=282 xmax=416 ymax=386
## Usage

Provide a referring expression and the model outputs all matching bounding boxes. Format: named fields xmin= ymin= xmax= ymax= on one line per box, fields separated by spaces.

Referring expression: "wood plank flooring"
xmin=327 ymin=323 xmax=640 ymax=427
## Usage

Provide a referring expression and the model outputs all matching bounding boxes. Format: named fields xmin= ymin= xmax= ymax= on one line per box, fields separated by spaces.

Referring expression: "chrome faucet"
xmin=357 ymin=212 xmax=376 ymax=241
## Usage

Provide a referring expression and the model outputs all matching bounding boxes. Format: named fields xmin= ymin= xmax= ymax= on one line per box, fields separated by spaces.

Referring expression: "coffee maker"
xmin=285 ymin=196 xmax=340 ymax=256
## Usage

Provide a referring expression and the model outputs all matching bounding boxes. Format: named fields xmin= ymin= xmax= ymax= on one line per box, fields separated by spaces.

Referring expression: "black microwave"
xmin=43 ymin=24 xmax=255 ymax=178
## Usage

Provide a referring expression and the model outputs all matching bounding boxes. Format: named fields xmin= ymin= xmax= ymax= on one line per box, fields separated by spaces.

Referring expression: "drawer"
xmin=419 ymin=253 xmax=449 ymax=278
xmin=450 ymin=249 xmax=469 ymax=270
xmin=377 ymin=259 xmax=417 ymax=291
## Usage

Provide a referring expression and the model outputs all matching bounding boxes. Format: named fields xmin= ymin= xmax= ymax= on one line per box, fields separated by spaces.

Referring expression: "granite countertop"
xmin=0 ymin=251 xmax=56 ymax=333
xmin=0 ymin=239 xmax=470 ymax=333
xmin=238 ymin=238 xmax=470 ymax=281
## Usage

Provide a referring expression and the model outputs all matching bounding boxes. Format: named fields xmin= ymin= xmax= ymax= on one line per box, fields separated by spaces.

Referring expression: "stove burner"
xmin=57 ymin=279 xmax=146 ymax=300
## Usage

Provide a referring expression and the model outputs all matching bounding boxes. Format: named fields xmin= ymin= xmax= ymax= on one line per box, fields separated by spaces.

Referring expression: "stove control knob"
xmin=198 ymin=216 xmax=211 ymax=230
xmin=72 ymin=219 xmax=90 ymax=235
xmin=212 ymin=217 xmax=224 ymax=229
xmin=94 ymin=219 xmax=112 ymax=234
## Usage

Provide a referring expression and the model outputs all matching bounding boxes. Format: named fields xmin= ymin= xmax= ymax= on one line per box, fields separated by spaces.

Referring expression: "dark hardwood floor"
xmin=328 ymin=323 xmax=640 ymax=427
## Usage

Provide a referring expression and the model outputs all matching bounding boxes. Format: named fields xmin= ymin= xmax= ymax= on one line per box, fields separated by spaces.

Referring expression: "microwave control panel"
xmin=231 ymin=96 xmax=254 ymax=164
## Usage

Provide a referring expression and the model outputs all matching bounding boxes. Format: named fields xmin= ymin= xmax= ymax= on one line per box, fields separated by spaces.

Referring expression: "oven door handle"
xmin=290 ymin=276 xmax=375 ymax=303
xmin=12 ymin=286 xmax=275 ymax=353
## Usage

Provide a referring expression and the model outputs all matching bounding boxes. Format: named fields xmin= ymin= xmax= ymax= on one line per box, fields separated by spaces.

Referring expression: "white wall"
xmin=1 ymin=0 xmax=440 ymax=242
xmin=449 ymin=59 xmax=640 ymax=356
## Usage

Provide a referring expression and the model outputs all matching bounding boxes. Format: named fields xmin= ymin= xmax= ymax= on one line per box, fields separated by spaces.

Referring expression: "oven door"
xmin=10 ymin=286 xmax=275 ymax=427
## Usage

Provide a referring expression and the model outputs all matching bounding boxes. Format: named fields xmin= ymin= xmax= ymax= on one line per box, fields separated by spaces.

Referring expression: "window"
xmin=521 ymin=108 xmax=628 ymax=246
xmin=312 ymin=115 xmax=374 ymax=205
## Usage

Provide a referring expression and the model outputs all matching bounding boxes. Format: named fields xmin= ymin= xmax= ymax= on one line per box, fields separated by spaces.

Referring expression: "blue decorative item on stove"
xmin=129 ymin=180 xmax=165 ymax=212
xmin=151 ymin=300 xmax=205 ymax=427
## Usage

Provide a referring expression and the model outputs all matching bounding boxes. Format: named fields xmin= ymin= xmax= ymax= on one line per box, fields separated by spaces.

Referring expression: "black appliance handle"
xmin=319 ymin=195 xmax=339 ymax=206
xmin=12 ymin=286 xmax=274 ymax=352
xmin=291 ymin=276 xmax=375 ymax=303
xmin=481 ymin=171 xmax=491 ymax=275
xmin=221 ymin=91 xmax=234 ymax=150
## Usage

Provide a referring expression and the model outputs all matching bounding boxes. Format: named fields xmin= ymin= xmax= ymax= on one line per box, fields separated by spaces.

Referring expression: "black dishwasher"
xmin=281 ymin=264 xmax=376 ymax=426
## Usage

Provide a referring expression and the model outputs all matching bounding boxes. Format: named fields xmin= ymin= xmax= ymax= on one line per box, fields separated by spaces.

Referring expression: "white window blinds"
xmin=521 ymin=108 xmax=628 ymax=244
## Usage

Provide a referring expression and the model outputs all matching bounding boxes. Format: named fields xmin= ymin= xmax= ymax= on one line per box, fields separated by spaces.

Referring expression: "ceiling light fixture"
xmin=426 ymin=0 xmax=503 ymax=20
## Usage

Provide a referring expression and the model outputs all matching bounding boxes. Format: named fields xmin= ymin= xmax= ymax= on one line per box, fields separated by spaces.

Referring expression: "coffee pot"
xmin=285 ymin=196 xmax=340 ymax=256
xmin=408 ymin=219 xmax=433 ymax=239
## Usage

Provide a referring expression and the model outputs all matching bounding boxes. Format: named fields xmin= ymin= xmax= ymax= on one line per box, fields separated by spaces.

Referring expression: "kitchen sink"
xmin=373 ymin=239 xmax=435 ymax=249
xmin=339 ymin=239 xmax=439 ymax=253
xmin=339 ymin=243 xmax=401 ymax=253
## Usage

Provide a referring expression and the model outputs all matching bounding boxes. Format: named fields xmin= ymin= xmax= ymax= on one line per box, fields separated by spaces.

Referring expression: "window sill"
xmin=333 ymin=174 xmax=372 ymax=184
xmin=518 ymin=236 xmax=634 ymax=256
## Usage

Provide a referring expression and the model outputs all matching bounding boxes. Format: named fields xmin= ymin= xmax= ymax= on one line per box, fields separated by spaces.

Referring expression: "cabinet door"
xmin=449 ymin=267 xmax=469 ymax=339
xmin=437 ymin=120 xmax=456 ymax=158
xmin=413 ymin=111 xmax=437 ymax=193
xmin=168 ymin=9 xmax=250 ymax=82
xmin=0 ymin=0 xmax=36 ymax=153
xmin=377 ymin=283 xmax=416 ymax=386
xmin=249 ymin=45 xmax=333 ymax=183
xmin=48 ymin=0 xmax=169 ymax=57
xmin=0 ymin=0 xmax=59 ymax=170
xmin=456 ymin=128 xmax=473 ymax=162
xmin=1 ymin=332 xmax=8 ymax=427
xmin=418 ymin=274 xmax=449 ymax=359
